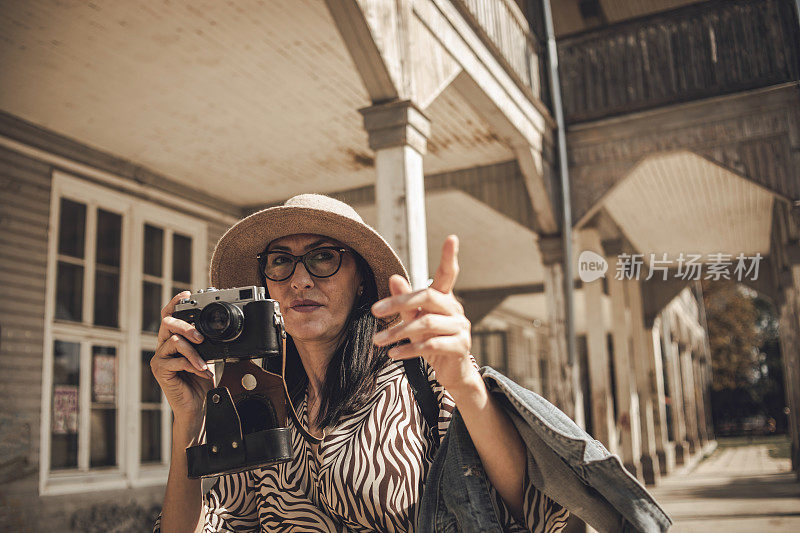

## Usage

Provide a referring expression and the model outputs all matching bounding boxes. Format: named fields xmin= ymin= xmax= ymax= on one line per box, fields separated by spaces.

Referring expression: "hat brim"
xmin=210 ymin=206 xmax=408 ymax=302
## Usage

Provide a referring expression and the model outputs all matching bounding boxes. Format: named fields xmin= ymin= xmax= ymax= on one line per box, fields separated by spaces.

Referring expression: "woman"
xmin=152 ymin=194 xmax=569 ymax=532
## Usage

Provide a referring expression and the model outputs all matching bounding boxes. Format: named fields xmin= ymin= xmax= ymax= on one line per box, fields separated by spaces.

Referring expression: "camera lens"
xmin=197 ymin=301 xmax=244 ymax=341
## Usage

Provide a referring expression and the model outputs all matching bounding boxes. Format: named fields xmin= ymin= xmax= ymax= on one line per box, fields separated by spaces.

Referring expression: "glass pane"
xmin=141 ymin=410 xmax=162 ymax=463
xmin=143 ymin=225 xmax=164 ymax=277
xmin=93 ymin=270 xmax=119 ymax=327
xmin=58 ymin=198 xmax=86 ymax=258
xmin=53 ymin=340 xmax=80 ymax=386
xmin=90 ymin=408 xmax=116 ymax=467
xmin=55 ymin=262 xmax=83 ymax=321
xmin=51 ymin=341 xmax=80 ymax=469
xmin=50 ymin=434 xmax=79 ymax=470
xmin=91 ymin=346 xmax=116 ymax=404
xmin=142 ymin=281 xmax=162 ymax=333
xmin=172 ymin=233 xmax=192 ymax=284
xmin=141 ymin=350 xmax=161 ymax=404
xmin=95 ymin=209 xmax=122 ymax=267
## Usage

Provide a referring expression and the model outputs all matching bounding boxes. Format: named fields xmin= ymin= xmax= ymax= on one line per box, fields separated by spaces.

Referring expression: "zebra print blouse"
xmin=155 ymin=360 xmax=569 ymax=532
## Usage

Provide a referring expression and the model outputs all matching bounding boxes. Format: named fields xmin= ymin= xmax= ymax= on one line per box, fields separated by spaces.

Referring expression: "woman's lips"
xmin=289 ymin=300 xmax=323 ymax=313
xmin=290 ymin=305 xmax=322 ymax=313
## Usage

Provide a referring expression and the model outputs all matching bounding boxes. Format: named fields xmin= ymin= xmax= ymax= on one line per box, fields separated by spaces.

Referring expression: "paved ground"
xmin=650 ymin=436 xmax=800 ymax=532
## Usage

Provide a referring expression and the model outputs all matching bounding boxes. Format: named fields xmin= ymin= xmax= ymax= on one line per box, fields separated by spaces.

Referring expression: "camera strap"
xmin=403 ymin=357 xmax=441 ymax=445
xmin=278 ymin=333 xmax=327 ymax=445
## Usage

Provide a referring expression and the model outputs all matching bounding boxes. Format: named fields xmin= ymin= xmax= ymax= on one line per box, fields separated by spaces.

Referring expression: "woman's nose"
xmin=290 ymin=261 xmax=314 ymax=290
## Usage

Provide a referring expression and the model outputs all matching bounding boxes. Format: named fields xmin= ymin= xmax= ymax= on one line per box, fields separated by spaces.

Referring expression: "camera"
xmin=173 ymin=286 xmax=283 ymax=363
xmin=173 ymin=286 xmax=297 ymax=478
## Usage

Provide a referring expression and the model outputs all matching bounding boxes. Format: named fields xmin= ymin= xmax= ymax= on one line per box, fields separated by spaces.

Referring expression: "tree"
xmin=702 ymin=280 xmax=760 ymax=391
xmin=702 ymin=280 xmax=783 ymax=433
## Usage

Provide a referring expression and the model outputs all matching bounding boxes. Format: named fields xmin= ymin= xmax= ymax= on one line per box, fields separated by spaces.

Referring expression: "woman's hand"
xmin=150 ymin=291 xmax=214 ymax=436
xmin=371 ymin=235 xmax=481 ymax=395
xmin=373 ymin=236 xmax=526 ymax=520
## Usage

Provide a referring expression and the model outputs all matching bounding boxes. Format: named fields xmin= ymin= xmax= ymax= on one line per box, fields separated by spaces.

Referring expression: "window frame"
xmin=40 ymin=171 xmax=207 ymax=495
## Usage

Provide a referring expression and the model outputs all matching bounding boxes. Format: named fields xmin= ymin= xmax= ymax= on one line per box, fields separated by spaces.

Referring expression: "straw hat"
xmin=210 ymin=194 xmax=408 ymax=300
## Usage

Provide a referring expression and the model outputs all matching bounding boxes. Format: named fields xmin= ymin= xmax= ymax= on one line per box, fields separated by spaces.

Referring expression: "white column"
xmin=605 ymin=240 xmax=642 ymax=479
xmin=693 ymin=353 xmax=709 ymax=446
xmin=667 ymin=337 xmax=690 ymax=465
xmin=539 ymin=235 xmax=581 ymax=425
xmin=648 ymin=320 xmax=672 ymax=475
xmin=680 ymin=346 xmax=700 ymax=455
xmin=579 ymin=229 xmax=616 ymax=450
xmin=360 ymin=100 xmax=430 ymax=289
xmin=628 ymin=278 xmax=661 ymax=484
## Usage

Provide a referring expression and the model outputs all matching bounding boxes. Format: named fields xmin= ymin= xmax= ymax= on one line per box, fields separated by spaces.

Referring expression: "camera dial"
xmin=198 ymin=301 xmax=244 ymax=342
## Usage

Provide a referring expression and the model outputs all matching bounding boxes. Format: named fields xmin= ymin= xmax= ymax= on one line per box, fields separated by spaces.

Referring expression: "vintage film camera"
xmin=173 ymin=286 xmax=305 ymax=478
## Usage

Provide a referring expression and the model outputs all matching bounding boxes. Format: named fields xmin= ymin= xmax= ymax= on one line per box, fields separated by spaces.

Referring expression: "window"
xmin=54 ymin=199 xmax=123 ymax=327
xmin=471 ymin=330 xmax=509 ymax=374
xmin=139 ymin=225 xmax=194 ymax=466
xmin=41 ymin=172 xmax=207 ymax=495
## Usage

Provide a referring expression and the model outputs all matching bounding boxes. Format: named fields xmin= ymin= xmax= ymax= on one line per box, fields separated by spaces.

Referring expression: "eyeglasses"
xmin=257 ymin=246 xmax=350 ymax=282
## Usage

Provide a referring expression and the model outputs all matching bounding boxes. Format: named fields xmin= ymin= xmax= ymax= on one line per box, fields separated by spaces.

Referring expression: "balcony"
xmin=452 ymin=0 xmax=549 ymax=105
xmin=557 ymin=0 xmax=800 ymax=124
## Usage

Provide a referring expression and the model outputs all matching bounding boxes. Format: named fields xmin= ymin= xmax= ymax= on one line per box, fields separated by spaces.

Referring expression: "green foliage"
xmin=702 ymin=280 xmax=760 ymax=391
xmin=702 ymin=280 xmax=785 ymax=433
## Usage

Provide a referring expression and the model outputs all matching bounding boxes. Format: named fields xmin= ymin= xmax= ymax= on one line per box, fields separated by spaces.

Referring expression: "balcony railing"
xmin=558 ymin=0 xmax=800 ymax=123
xmin=452 ymin=0 xmax=548 ymax=105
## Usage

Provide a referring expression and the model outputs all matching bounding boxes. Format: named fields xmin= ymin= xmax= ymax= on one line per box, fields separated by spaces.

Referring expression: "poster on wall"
xmin=92 ymin=354 xmax=116 ymax=404
xmin=52 ymin=385 xmax=78 ymax=434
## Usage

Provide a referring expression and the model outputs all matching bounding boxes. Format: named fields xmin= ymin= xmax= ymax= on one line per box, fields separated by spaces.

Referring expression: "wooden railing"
xmin=558 ymin=0 xmax=800 ymax=123
xmin=452 ymin=0 xmax=548 ymax=104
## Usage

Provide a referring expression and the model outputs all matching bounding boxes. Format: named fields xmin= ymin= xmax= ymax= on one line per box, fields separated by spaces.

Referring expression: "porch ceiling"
xmin=498 ymin=290 xmax=612 ymax=334
xmin=601 ymin=151 xmax=775 ymax=263
xmin=356 ymin=190 xmax=544 ymax=291
xmin=0 ymin=0 xmax=510 ymax=206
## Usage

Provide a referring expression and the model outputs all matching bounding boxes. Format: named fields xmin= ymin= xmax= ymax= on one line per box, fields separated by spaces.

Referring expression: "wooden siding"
xmin=0 ymin=146 xmax=54 ymax=530
xmin=0 ymin=146 xmax=50 ymax=481
xmin=558 ymin=0 xmax=800 ymax=123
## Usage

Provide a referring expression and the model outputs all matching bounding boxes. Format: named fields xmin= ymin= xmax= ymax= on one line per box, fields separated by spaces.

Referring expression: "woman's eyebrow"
xmin=269 ymin=239 xmax=334 ymax=252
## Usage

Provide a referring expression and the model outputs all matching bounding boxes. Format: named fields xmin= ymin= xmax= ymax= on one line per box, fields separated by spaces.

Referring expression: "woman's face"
xmin=264 ymin=234 xmax=362 ymax=346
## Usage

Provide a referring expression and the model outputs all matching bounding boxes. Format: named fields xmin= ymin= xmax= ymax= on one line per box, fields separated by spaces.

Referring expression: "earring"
xmin=357 ymin=286 xmax=363 ymax=296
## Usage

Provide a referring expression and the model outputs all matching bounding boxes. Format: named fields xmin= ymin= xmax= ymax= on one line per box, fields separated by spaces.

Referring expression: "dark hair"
xmin=262 ymin=249 xmax=392 ymax=428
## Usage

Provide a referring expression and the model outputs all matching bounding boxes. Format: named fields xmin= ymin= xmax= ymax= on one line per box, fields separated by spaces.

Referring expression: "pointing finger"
xmin=430 ymin=235 xmax=459 ymax=294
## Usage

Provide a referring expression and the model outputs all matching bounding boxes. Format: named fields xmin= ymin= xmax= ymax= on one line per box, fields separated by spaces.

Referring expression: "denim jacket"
xmin=418 ymin=367 xmax=672 ymax=533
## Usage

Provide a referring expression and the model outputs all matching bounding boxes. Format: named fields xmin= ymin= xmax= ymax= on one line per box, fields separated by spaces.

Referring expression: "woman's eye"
xmin=310 ymin=250 xmax=335 ymax=261
xmin=270 ymin=255 xmax=292 ymax=265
